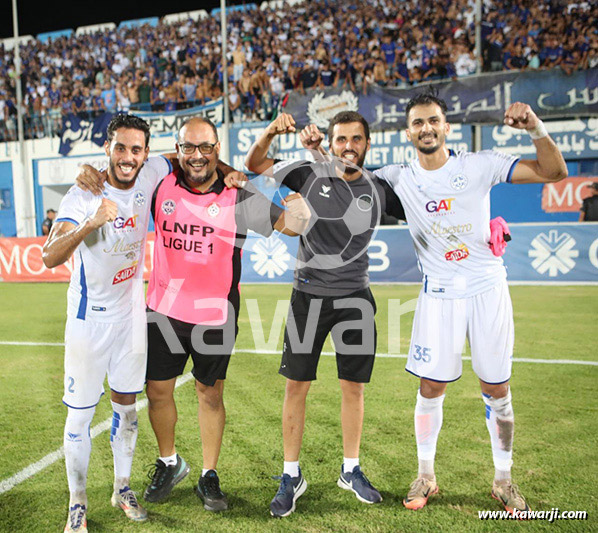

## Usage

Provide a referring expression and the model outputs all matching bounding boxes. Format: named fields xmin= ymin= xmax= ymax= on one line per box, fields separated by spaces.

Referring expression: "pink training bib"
xmin=147 ymin=172 xmax=240 ymax=326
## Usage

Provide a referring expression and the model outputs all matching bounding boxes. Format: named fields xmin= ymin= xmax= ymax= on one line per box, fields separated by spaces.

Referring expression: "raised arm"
xmin=245 ymin=113 xmax=296 ymax=176
xmin=505 ymin=102 xmax=568 ymax=184
xmin=42 ymin=199 xmax=117 ymax=268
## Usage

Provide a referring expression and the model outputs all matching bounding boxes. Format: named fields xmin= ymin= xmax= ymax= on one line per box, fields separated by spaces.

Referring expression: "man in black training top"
xmin=245 ymin=111 xmax=405 ymax=517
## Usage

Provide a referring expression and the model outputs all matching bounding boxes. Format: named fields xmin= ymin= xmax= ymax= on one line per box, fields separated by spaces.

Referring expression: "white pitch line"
xmin=0 ymin=372 xmax=194 ymax=495
xmin=233 ymin=349 xmax=598 ymax=367
xmin=2 ymin=341 xmax=597 ymax=367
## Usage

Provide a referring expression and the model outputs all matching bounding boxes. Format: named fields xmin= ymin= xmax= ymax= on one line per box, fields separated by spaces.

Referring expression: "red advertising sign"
xmin=542 ymin=177 xmax=598 ymax=213
xmin=0 ymin=233 xmax=155 ymax=282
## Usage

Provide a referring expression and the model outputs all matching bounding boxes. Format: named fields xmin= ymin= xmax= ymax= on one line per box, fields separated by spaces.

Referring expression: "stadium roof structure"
xmin=75 ymin=22 xmax=117 ymax=36
xmin=117 ymin=17 xmax=160 ymax=30
xmin=162 ymin=10 xmax=210 ymax=24
xmin=36 ymin=29 xmax=74 ymax=43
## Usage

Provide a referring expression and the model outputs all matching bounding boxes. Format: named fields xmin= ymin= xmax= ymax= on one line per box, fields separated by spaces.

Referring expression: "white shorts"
xmin=406 ymin=280 xmax=514 ymax=384
xmin=63 ymin=315 xmax=147 ymax=409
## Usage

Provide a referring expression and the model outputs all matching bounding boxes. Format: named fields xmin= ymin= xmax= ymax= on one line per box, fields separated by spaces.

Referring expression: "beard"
xmin=416 ymin=132 xmax=444 ymax=155
xmin=334 ymin=149 xmax=367 ymax=175
xmin=184 ymin=157 xmax=216 ymax=187
xmin=109 ymin=159 xmax=143 ymax=186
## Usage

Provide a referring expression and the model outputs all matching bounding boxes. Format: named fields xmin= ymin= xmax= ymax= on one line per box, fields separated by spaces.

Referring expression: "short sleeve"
xmin=142 ymin=155 xmax=173 ymax=190
xmin=235 ymin=183 xmax=284 ymax=237
xmin=376 ymin=177 xmax=406 ymax=220
xmin=480 ymin=150 xmax=520 ymax=187
xmin=55 ymin=186 xmax=98 ymax=226
xmin=271 ymin=159 xmax=313 ymax=191
xmin=373 ymin=164 xmax=403 ymax=188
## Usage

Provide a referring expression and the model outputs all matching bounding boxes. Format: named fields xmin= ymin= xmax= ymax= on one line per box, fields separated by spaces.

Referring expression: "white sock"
xmin=343 ymin=457 xmax=360 ymax=473
xmin=482 ymin=389 xmax=514 ymax=480
xmin=110 ymin=401 xmax=138 ymax=491
xmin=202 ymin=468 xmax=216 ymax=476
xmin=64 ymin=406 xmax=96 ymax=506
xmin=414 ymin=390 xmax=445 ymax=478
xmin=283 ymin=461 xmax=300 ymax=478
xmin=159 ymin=453 xmax=178 ymax=466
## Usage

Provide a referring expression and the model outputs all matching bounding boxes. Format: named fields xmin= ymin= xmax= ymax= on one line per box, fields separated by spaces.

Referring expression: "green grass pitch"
xmin=0 ymin=283 xmax=596 ymax=532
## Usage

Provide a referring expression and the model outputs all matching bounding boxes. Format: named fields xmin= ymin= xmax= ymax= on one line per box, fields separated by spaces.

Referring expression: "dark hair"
xmin=106 ymin=113 xmax=151 ymax=147
xmin=178 ymin=116 xmax=219 ymax=142
xmin=405 ymin=89 xmax=448 ymax=122
xmin=327 ymin=111 xmax=370 ymax=142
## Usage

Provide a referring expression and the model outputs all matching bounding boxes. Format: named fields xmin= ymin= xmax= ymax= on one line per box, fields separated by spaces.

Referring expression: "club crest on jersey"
xmin=162 ymin=199 xmax=176 ymax=215
xmin=134 ymin=191 xmax=146 ymax=206
xmin=207 ymin=202 xmax=220 ymax=217
xmin=450 ymin=174 xmax=468 ymax=191
xmin=356 ymin=194 xmax=373 ymax=211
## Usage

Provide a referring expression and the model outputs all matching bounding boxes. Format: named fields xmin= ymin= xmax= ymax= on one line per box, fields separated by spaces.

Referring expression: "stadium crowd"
xmin=0 ymin=0 xmax=597 ymax=142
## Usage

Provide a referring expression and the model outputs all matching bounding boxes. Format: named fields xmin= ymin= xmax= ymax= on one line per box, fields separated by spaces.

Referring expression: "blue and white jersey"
xmin=374 ymin=150 xmax=519 ymax=299
xmin=56 ymin=156 xmax=171 ymax=322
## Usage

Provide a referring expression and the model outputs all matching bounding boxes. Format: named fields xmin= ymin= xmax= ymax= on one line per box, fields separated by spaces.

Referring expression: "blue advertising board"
xmin=239 ymin=223 xmax=598 ymax=284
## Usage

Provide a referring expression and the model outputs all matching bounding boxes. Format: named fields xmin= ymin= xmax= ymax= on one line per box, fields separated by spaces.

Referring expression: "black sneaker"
xmin=196 ymin=470 xmax=228 ymax=511
xmin=269 ymin=468 xmax=307 ymax=518
xmin=144 ymin=454 xmax=190 ymax=503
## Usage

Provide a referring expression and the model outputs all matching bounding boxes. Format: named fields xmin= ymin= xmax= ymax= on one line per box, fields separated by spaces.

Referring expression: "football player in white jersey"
xmin=374 ymin=92 xmax=567 ymax=516
xmin=43 ymin=114 xmax=173 ymax=532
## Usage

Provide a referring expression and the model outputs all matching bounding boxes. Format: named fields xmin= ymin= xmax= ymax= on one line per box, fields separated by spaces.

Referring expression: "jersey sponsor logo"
xmin=113 ymin=214 xmax=139 ymax=230
xmin=426 ymin=197 xmax=455 ymax=213
xmin=450 ymin=174 xmax=468 ymax=191
xmin=103 ymin=237 xmax=144 ymax=255
xmin=161 ymin=199 xmax=176 ymax=215
xmin=444 ymin=244 xmax=470 ymax=261
xmin=113 ymin=263 xmax=138 ymax=284
xmin=425 ymin=221 xmax=473 ymax=237
xmin=319 ymin=185 xmax=331 ymax=198
xmin=134 ymin=191 xmax=146 ymax=206
xmin=91 ymin=306 xmax=106 ymax=311
xmin=207 ymin=202 xmax=221 ymax=217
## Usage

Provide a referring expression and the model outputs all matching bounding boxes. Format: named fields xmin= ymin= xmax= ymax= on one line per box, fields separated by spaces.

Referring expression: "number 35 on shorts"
xmin=413 ymin=345 xmax=432 ymax=363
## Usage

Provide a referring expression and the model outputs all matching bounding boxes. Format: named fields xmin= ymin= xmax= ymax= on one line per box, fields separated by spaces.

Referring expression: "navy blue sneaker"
xmin=270 ymin=468 xmax=307 ymax=518
xmin=144 ymin=454 xmax=190 ymax=503
xmin=337 ymin=465 xmax=382 ymax=503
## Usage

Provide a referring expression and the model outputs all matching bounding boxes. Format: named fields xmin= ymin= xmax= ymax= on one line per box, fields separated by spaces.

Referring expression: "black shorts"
xmin=279 ymin=288 xmax=377 ymax=383
xmin=146 ymin=310 xmax=238 ymax=386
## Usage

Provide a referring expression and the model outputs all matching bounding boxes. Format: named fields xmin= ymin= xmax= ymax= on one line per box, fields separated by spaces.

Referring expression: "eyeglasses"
xmin=178 ymin=142 xmax=217 ymax=155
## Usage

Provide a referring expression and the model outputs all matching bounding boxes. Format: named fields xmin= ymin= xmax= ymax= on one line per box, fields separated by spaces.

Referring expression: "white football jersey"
xmin=55 ymin=156 xmax=171 ymax=322
xmin=375 ymin=150 xmax=519 ymax=298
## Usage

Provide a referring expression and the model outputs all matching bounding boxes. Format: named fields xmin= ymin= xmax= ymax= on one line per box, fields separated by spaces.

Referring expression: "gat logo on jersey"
xmin=113 ymin=262 xmax=138 ymax=284
xmin=113 ymin=214 xmax=139 ymax=230
xmin=426 ymin=197 xmax=455 ymax=213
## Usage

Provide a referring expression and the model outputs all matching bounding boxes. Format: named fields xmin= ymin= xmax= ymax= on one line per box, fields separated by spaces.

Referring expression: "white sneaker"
xmin=64 ymin=503 xmax=87 ymax=532
xmin=111 ymin=486 xmax=148 ymax=521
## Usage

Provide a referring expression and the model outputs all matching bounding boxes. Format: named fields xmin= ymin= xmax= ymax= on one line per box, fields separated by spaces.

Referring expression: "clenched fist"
xmin=299 ymin=124 xmax=325 ymax=151
xmin=282 ymin=192 xmax=311 ymax=234
xmin=266 ymin=113 xmax=296 ymax=136
xmin=503 ymin=102 xmax=540 ymax=131
xmin=90 ymin=198 xmax=118 ymax=229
